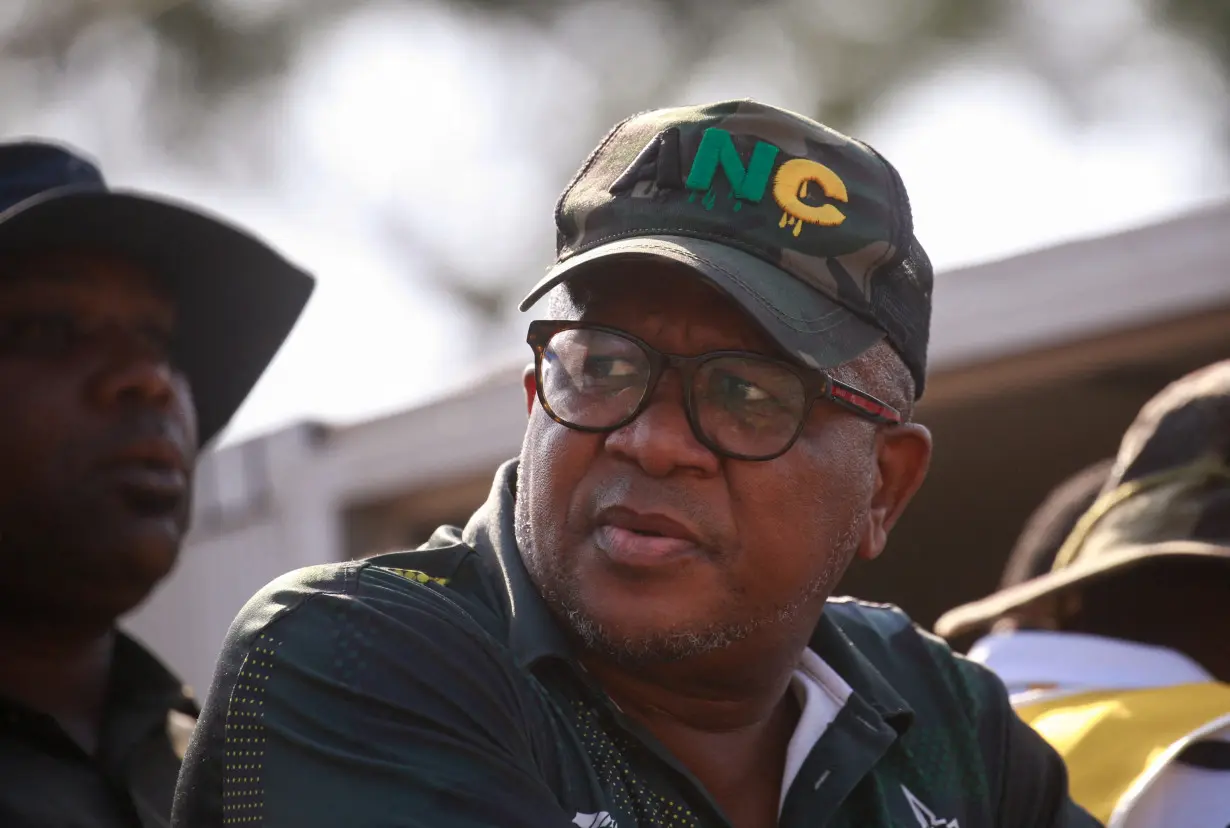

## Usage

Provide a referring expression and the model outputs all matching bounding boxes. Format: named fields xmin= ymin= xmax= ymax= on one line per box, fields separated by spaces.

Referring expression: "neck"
xmin=0 ymin=618 xmax=116 ymax=747
xmin=581 ymin=604 xmax=822 ymax=725
xmin=580 ymin=621 xmax=817 ymax=828
xmin=583 ymin=641 xmax=799 ymax=732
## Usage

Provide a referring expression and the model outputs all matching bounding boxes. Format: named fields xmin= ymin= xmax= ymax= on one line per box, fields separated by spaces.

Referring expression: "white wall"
xmin=121 ymin=367 xmax=531 ymax=699
xmin=123 ymin=422 xmax=341 ymax=697
xmin=928 ymin=201 xmax=1230 ymax=367
xmin=125 ymin=521 xmax=289 ymax=698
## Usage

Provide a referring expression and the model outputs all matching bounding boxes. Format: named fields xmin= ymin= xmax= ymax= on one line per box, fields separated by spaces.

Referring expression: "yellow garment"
xmin=1016 ymin=683 xmax=1230 ymax=825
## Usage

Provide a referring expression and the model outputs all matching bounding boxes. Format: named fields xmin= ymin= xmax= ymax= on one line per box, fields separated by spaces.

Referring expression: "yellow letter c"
xmin=773 ymin=159 xmax=849 ymax=228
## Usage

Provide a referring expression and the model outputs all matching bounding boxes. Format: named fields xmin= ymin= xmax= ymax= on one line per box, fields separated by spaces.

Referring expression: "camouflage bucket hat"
xmin=519 ymin=99 xmax=934 ymax=397
xmin=935 ymin=360 xmax=1230 ymax=640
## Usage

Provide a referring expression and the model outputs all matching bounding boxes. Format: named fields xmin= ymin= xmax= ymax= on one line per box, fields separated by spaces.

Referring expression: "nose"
xmin=602 ymin=371 xmax=721 ymax=478
xmin=90 ymin=327 xmax=177 ymax=413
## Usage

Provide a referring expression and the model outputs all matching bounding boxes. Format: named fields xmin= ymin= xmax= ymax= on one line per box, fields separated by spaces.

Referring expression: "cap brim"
xmin=519 ymin=235 xmax=884 ymax=372
xmin=0 ymin=187 xmax=315 ymax=447
xmin=933 ymin=540 xmax=1230 ymax=641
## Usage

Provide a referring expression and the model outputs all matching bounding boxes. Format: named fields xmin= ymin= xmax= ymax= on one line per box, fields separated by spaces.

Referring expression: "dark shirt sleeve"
xmin=172 ymin=565 xmax=581 ymax=828
xmin=966 ymin=661 xmax=1103 ymax=828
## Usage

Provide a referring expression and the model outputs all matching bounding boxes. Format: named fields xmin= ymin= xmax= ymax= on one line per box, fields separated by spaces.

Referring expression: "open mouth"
xmin=105 ymin=463 xmax=187 ymax=517
xmin=122 ymin=482 xmax=184 ymax=517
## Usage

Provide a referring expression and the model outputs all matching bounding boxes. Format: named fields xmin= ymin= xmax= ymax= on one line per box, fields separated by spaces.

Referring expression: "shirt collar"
xmin=0 ymin=630 xmax=194 ymax=716
xmin=106 ymin=631 xmax=197 ymax=714
xmin=462 ymin=460 xmax=574 ymax=670
xmin=0 ymin=629 xmax=195 ymax=772
xmin=809 ymin=612 xmax=914 ymax=735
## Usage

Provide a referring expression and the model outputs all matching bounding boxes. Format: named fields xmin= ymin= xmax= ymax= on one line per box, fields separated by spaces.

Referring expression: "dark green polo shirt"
xmin=172 ymin=462 xmax=1097 ymax=828
xmin=1 ymin=632 xmax=198 ymax=828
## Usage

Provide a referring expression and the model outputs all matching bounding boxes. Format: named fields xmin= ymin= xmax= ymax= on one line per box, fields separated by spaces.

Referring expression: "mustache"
xmin=94 ymin=413 xmax=196 ymax=462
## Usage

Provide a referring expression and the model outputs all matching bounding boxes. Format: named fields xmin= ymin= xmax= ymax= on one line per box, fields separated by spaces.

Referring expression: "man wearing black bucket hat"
xmin=175 ymin=100 xmax=1093 ymax=828
xmin=0 ymin=141 xmax=313 ymax=828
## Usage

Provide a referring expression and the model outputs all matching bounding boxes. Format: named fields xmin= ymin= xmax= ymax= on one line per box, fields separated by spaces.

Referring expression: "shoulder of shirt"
xmin=824 ymin=596 xmax=1006 ymax=716
xmin=822 ymin=596 xmax=945 ymax=673
xmin=225 ymin=528 xmax=506 ymax=652
xmin=824 ymin=595 xmax=917 ymax=636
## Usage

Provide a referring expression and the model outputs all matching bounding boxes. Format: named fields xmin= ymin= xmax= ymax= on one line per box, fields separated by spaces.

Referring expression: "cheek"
xmin=521 ymin=411 xmax=600 ymax=534
xmin=0 ymin=372 xmax=83 ymax=495
xmin=725 ymin=433 xmax=874 ymax=565
xmin=726 ymin=467 xmax=827 ymax=548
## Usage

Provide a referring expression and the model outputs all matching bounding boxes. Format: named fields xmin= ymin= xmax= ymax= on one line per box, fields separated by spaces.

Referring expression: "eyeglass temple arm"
xmin=827 ymin=378 xmax=902 ymax=425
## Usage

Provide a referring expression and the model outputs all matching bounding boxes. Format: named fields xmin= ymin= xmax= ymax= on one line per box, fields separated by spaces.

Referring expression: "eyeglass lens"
xmin=540 ymin=327 xmax=809 ymax=458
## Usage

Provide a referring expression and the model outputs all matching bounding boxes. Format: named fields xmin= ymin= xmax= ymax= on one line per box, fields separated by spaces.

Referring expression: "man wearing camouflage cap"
xmin=936 ymin=360 xmax=1230 ymax=827
xmin=175 ymin=101 xmax=1093 ymax=828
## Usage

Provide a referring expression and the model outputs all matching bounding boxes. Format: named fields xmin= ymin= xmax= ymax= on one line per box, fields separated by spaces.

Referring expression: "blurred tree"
xmin=6 ymin=0 xmax=1226 ymax=137
xmin=1 ymin=0 xmax=1226 ymax=328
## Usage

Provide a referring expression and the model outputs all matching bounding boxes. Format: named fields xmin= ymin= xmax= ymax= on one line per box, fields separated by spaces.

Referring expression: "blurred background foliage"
xmin=2 ymin=0 xmax=1227 ymax=331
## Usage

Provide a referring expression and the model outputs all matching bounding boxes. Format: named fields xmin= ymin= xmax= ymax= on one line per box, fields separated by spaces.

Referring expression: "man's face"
xmin=516 ymin=261 xmax=930 ymax=664
xmin=0 ymin=250 xmax=197 ymax=626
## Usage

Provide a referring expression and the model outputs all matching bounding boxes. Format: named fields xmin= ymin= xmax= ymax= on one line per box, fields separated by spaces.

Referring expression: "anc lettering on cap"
xmin=679 ymin=128 xmax=849 ymax=235
xmin=773 ymin=158 xmax=848 ymax=236
xmin=684 ymin=128 xmax=778 ymax=208
xmin=608 ymin=127 xmax=685 ymax=199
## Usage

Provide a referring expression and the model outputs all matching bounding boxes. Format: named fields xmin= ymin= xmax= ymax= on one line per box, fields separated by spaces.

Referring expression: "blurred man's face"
xmin=0 ymin=251 xmax=197 ymax=627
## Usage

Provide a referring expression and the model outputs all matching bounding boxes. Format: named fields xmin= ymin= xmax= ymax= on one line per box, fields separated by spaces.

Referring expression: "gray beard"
xmin=514 ymin=495 xmax=862 ymax=667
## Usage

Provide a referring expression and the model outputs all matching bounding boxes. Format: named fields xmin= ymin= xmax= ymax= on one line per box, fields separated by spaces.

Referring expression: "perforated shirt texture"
xmin=220 ymin=635 xmax=276 ymax=825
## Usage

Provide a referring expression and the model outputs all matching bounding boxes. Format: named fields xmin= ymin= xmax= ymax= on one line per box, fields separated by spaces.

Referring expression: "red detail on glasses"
xmin=830 ymin=383 xmax=901 ymax=424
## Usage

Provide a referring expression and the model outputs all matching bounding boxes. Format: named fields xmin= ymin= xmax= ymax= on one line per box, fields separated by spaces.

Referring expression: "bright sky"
xmin=16 ymin=6 xmax=1230 ymax=447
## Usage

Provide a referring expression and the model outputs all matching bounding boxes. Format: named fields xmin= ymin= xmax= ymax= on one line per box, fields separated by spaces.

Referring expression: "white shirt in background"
xmin=969 ymin=630 xmax=1230 ymax=828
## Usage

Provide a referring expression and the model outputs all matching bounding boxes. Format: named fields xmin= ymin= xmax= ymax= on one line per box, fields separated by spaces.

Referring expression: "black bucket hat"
xmin=0 ymin=140 xmax=315 ymax=447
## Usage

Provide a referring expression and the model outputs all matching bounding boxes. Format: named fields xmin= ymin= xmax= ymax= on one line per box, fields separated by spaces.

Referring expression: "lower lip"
xmin=104 ymin=466 xmax=187 ymax=499
xmin=594 ymin=525 xmax=701 ymax=568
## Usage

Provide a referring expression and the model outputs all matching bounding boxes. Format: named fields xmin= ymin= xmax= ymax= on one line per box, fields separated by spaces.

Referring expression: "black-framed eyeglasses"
xmin=527 ymin=320 xmax=901 ymax=462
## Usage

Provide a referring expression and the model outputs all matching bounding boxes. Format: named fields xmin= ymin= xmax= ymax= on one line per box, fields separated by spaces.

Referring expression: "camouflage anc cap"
xmin=519 ymin=99 xmax=934 ymax=398
xmin=934 ymin=359 xmax=1230 ymax=640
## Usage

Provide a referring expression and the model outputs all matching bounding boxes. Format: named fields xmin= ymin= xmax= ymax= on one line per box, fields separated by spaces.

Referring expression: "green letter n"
xmin=684 ymin=128 xmax=779 ymax=202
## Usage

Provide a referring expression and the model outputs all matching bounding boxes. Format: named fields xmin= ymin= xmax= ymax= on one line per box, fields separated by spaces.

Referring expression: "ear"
xmin=858 ymin=423 xmax=932 ymax=561
xmin=523 ymin=364 xmax=537 ymax=417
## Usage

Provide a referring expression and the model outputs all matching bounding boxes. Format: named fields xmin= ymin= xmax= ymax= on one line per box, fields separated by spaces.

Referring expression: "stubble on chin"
xmin=513 ymin=492 xmax=864 ymax=667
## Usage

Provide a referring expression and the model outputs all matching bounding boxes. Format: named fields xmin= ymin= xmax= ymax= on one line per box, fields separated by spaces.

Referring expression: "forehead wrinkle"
xmin=0 ymin=251 xmax=171 ymax=304
xmin=0 ymin=270 xmax=177 ymax=335
xmin=630 ymin=308 xmax=742 ymax=351
xmin=645 ymin=297 xmax=789 ymax=359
